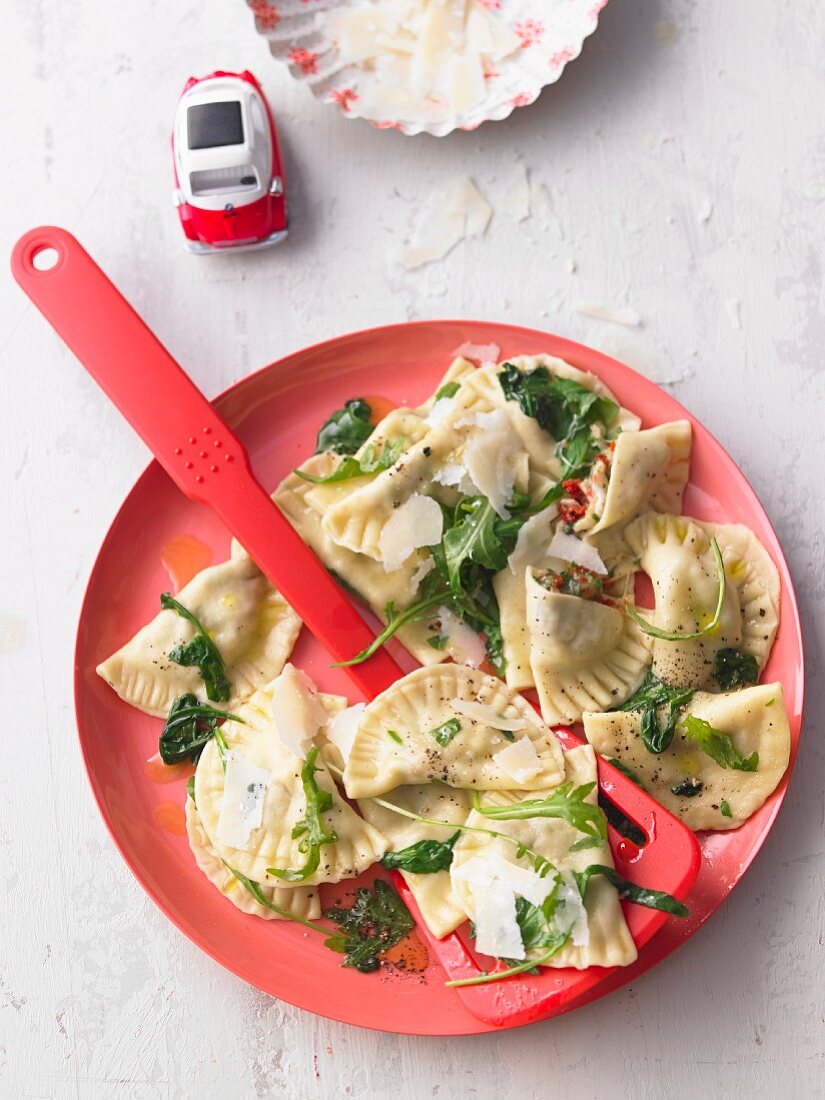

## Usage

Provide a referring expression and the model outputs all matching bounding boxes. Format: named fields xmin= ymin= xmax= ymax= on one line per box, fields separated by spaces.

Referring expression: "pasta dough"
xmin=344 ymin=664 xmax=566 ymax=798
xmin=96 ymin=555 xmax=301 ymax=718
xmin=583 ymin=682 xmax=790 ymax=830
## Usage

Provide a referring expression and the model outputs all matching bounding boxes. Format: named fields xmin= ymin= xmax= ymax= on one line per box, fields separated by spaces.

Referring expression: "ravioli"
xmin=271 ymin=458 xmax=444 ymax=665
xmin=583 ymin=683 xmax=790 ymax=831
xmin=526 ymin=570 xmax=652 ymax=725
xmin=195 ymin=680 xmax=387 ymax=887
xmin=185 ymin=797 xmax=321 ymax=920
xmin=96 ymin=555 xmax=302 ymax=718
xmin=359 ymin=784 xmax=473 ymax=938
xmin=450 ymin=746 xmax=637 ymax=968
xmin=587 ymin=420 xmax=692 ymax=544
xmin=624 ymin=513 xmax=780 ymax=689
xmin=344 ymin=664 xmax=566 ymax=798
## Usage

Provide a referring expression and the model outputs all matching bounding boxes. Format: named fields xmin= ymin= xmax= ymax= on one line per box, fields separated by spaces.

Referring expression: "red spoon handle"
xmin=11 ymin=226 xmax=402 ymax=698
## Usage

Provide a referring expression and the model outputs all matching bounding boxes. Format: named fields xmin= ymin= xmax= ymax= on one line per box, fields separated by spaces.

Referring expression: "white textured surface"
xmin=2 ymin=0 xmax=824 ymax=1096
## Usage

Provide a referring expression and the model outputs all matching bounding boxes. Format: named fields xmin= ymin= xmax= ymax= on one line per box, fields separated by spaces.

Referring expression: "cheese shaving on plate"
xmin=324 ymin=703 xmax=366 ymax=765
xmin=216 ymin=751 xmax=271 ymax=850
xmin=494 ymin=736 xmax=543 ymax=784
xmin=269 ymin=663 xmax=329 ymax=758
xmin=547 ymin=529 xmax=608 ymax=575
xmin=378 ymin=493 xmax=444 ymax=571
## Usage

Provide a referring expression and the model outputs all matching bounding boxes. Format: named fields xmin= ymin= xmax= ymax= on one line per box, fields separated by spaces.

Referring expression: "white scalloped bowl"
xmin=243 ymin=0 xmax=608 ymax=136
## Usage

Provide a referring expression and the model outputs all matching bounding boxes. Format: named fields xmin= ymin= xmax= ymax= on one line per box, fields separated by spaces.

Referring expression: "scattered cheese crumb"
xmin=399 ymin=178 xmax=492 ymax=270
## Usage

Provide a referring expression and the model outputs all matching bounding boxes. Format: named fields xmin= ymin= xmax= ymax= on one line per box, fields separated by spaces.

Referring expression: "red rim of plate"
xmin=73 ymin=320 xmax=805 ymax=1035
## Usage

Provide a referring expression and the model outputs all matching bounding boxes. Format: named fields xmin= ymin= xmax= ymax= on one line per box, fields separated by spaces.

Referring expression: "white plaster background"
xmin=1 ymin=0 xmax=824 ymax=1096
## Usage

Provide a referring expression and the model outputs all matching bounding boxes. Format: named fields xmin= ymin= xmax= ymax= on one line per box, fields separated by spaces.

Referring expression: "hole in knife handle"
xmin=32 ymin=245 xmax=59 ymax=271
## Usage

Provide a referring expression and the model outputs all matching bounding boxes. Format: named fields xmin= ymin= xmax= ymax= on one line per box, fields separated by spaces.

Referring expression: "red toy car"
xmin=172 ymin=70 xmax=287 ymax=254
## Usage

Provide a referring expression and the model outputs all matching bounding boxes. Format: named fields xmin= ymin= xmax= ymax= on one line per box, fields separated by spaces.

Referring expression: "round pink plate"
xmin=74 ymin=320 xmax=804 ymax=1035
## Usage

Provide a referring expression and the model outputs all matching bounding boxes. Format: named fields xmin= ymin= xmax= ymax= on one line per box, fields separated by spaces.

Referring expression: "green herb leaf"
xmin=598 ymin=794 xmax=647 ymax=846
xmin=627 ymin=538 xmax=726 ymax=642
xmin=430 ymin=717 xmax=461 ymax=747
xmin=616 ymin=670 xmax=694 ymax=754
xmin=471 ymin=782 xmax=607 ymax=840
xmin=426 ymin=634 xmax=448 ymax=650
xmin=498 ymin=363 xmax=618 ymax=479
xmin=186 ymin=775 xmax=196 ymax=806
xmin=442 ymin=497 xmax=510 ymax=593
xmin=569 ymin=836 xmax=604 ymax=853
xmin=386 ymin=729 xmax=403 ymax=745
xmin=680 ymin=714 xmax=759 ymax=771
xmin=159 ymin=693 xmax=243 ymax=765
xmin=160 ymin=593 xmax=231 ymax=703
xmin=576 ymin=865 xmax=689 ymax=917
xmin=712 ymin=647 xmax=759 ymax=690
xmin=607 ymin=757 xmax=645 ymax=787
xmin=381 ymin=832 xmax=460 ymax=874
xmin=670 ymin=777 xmax=704 ymax=797
xmin=267 ymin=746 xmax=339 ymax=883
xmin=434 ymin=381 xmax=461 ymax=400
xmin=296 ymin=436 xmax=406 ymax=484
xmin=315 ymin=398 xmax=374 ymax=455
xmin=226 ymin=864 xmax=325 ymax=933
xmin=720 ymin=799 xmax=732 ymax=818
xmin=323 ymin=880 xmax=414 ymax=973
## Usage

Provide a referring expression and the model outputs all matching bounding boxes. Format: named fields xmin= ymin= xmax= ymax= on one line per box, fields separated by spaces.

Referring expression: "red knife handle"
xmin=11 ymin=227 xmax=403 ymax=699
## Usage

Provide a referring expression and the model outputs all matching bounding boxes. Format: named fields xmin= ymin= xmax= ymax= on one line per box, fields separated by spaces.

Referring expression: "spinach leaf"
xmin=430 ymin=718 xmax=461 ymax=747
xmin=680 ymin=715 xmax=759 ymax=771
xmin=315 ymin=398 xmax=374 ymax=455
xmin=628 ymin=538 xmax=726 ymax=641
xmin=576 ymin=865 xmax=689 ymax=916
xmin=712 ymin=647 xmax=759 ymax=690
xmin=471 ymin=782 xmax=607 ymax=840
xmin=598 ymin=795 xmax=647 ymax=846
xmin=323 ymin=880 xmax=414 ymax=972
xmin=671 ymin=777 xmax=704 ymax=797
xmin=616 ymin=670 xmax=694 ymax=754
xmin=160 ymin=593 xmax=231 ymax=703
xmin=498 ymin=363 xmax=618 ymax=478
xmin=296 ymin=436 xmax=406 ymax=484
xmin=267 ymin=746 xmax=339 ymax=883
xmin=720 ymin=799 xmax=732 ymax=818
xmin=381 ymin=831 xmax=460 ymax=873
xmin=159 ymin=693 xmax=243 ymax=765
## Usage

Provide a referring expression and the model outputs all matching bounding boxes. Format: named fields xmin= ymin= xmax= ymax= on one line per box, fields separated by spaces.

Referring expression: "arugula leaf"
xmin=381 ymin=832 xmax=460 ymax=873
xmin=323 ymin=880 xmax=414 ymax=972
xmin=435 ymin=381 xmax=461 ymax=400
xmin=671 ymin=777 xmax=704 ymax=797
xmin=159 ymin=693 xmax=243 ymax=765
xmin=712 ymin=647 xmax=759 ymax=690
xmin=442 ymin=497 xmax=510 ymax=592
xmin=576 ymin=865 xmax=689 ymax=916
xmin=315 ymin=398 xmax=374 ymax=455
xmin=334 ymin=572 xmax=448 ymax=668
xmin=186 ymin=775 xmax=196 ymax=805
xmin=471 ymin=782 xmax=607 ymax=840
xmin=267 ymin=746 xmax=339 ymax=883
xmin=227 ymin=864 xmax=325 ymax=933
xmin=514 ymin=893 xmax=567 ymax=955
xmin=720 ymin=799 xmax=732 ymax=818
xmin=296 ymin=436 xmax=406 ymax=484
xmin=569 ymin=836 xmax=605 ymax=853
xmin=430 ymin=718 xmax=461 ymax=747
xmin=628 ymin=538 xmax=726 ymax=642
xmin=498 ymin=364 xmax=618 ymax=478
xmin=161 ymin=593 xmax=231 ymax=703
xmin=616 ymin=670 xmax=694 ymax=754
xmin=680 ymin=715 xmax=759 ymax=771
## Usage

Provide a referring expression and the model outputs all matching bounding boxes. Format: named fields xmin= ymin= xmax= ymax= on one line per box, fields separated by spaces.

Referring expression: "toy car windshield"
xmin=187 ymin=101 xmax=244 ymax=150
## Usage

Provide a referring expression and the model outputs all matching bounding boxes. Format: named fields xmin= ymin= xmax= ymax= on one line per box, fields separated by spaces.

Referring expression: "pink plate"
xmin=74 ymin=320 xmax=804 ymax=1035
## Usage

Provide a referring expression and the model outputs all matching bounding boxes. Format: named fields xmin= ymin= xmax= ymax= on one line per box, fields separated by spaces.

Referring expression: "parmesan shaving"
xmin=437 ymin=605 xmax=486 ymax=668
xmin=452 ymin=341 xmax=500 ymax=365
xmin=399 ymin=178 xmax=492 ymax=270
xmin=556 ymin=869 xmax=590 ymax=946
xmin=508 ymin=509 xmax=557 ymax=575
xmin=378 ymin=493 xmax=444 ymax=571
xmin=461 ymin=408 xmax=519 ymax=518
xmin=547 ymin=529 xmax=608 ymax=576
xmin=216 ymin=751 xmax=271 ymax=850
xmin=324 ymin=703 xmax=366 ymax=765
xmin=269 ymin=664 xmax=329 ymax=759
xmin=494 ymin=736 xmax=543 ymax=784
xmin=451 ymin=699 xmax=526 ymax=732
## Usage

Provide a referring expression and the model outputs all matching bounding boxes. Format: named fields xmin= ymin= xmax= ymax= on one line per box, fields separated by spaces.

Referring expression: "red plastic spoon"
xmin=12 ymin=227 xmax=700 ymax=1027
